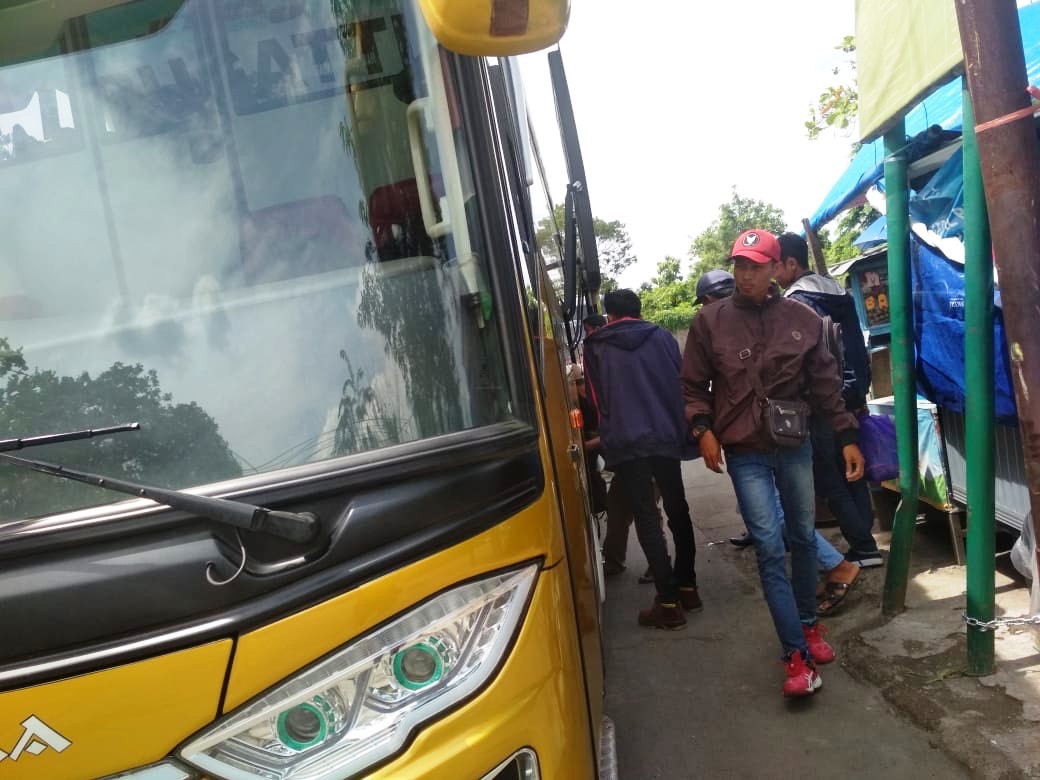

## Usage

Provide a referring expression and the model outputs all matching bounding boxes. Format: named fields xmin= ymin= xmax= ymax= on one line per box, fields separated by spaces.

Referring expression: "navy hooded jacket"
xmin=784 ymin=273 xmax=872 ymax=411
xmin=582 ymin=318 xmax=688 ymax=468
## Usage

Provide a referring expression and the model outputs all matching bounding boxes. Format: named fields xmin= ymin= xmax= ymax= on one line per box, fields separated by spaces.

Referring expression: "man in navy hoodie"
xmin=775 ymin=233 xmax=883 ymax=570
xmin=583 ymin=289 xmax=699 ymax=629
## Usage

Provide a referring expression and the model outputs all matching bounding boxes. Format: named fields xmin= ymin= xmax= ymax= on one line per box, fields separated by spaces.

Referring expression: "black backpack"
xmin=821 ymin=315 xmax=845 ymax=379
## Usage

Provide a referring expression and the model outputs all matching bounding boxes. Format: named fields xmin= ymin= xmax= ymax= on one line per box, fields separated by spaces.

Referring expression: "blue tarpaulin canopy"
xmin=807 ymin=1 xmax=1040 ymax=231
xmin=912 ymin=238 xmax=1017 ymax=423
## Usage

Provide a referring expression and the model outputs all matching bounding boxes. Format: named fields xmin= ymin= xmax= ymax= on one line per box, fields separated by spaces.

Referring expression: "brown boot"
xmin=638 ymin=598 xmax=686 ymax=630
xmin=678 ymin=586 xmax=703 ymax=612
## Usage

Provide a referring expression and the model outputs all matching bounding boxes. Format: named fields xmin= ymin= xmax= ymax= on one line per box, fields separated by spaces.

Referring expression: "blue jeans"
xmin=729 ymin=441 xmax=818 ymax=656
xmin=814 ymin=529 xmax=844 ymax=571
xmin=760 ymin=494 xmax=844 ymax=571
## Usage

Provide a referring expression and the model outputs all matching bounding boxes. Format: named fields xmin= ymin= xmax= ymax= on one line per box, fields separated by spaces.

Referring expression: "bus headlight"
xmin=179 ymin=564 xmax=538 ymax=780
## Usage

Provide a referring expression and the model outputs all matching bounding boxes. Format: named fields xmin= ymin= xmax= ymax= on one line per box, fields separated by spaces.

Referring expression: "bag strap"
xmin=738 ymin=346 xmax=769 ymax=408
xmin=739 ymin=345 xmax=808 ymax=407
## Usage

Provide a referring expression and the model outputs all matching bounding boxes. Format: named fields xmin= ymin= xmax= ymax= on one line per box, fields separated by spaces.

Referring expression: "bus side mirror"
xmin=416 ymin=0 xmax=569 ymax=56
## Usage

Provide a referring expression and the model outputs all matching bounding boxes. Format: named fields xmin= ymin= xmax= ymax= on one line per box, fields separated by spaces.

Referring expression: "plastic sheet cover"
xmin=911 ymin=238 xmax=1018 ymax=424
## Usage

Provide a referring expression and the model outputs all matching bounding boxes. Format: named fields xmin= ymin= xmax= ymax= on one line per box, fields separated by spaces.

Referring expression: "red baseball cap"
xmin=730 ymin=229 xmax=780 ymax=264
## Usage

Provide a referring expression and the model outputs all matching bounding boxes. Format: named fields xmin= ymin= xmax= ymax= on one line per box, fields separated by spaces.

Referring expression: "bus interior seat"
xmin=368 ymin=176 xmax=442 ymax=262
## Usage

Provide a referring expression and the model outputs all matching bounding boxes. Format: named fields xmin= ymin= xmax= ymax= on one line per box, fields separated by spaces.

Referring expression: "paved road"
xmin=601 ymin=461 xmax=971 ymax=780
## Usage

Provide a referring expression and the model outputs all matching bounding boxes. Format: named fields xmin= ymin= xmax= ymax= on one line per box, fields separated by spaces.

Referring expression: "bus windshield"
xmin=0 ymin=0 xmax=513 ymax=521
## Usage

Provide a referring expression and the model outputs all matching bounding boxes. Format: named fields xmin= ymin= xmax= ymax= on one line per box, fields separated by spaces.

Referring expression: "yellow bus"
xmin=0 ymin=0 xmax=609 ymax=777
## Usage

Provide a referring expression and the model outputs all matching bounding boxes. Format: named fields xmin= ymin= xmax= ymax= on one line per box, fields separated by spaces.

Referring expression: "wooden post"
xmin=956 ymin=0 xmax=1040 ymax=607
xmin=802 ymin=218 xmax=829 ymax=276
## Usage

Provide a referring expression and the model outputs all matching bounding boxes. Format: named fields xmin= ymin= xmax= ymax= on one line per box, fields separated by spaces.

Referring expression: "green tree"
xmin=0 ymin=338 xmax=241 ymax=519
xmin=805 ymin=36 xmax=858 ymax=141
xmin=688 ymin=189 xmax=787 ymax=295
xmin=357 ymin=265 xmax=463 ymax=441
xmin=535 ymin=206 xmax=636 ymax=290
xmin=639 ymin=257 xmax=698 ymax=332
xmin=805 ymin=35 xmax=877 ymax=262
xmin=818 ymin=204 xmax=880 ymax=265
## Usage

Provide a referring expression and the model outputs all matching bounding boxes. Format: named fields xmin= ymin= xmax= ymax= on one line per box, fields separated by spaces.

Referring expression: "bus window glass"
xmin=0 ymin=0 xmax=513 ymax=521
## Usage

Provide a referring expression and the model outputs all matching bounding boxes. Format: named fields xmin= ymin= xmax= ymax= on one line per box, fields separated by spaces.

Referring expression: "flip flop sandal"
xmin=817 ymin=576 xmax=860 ymax=616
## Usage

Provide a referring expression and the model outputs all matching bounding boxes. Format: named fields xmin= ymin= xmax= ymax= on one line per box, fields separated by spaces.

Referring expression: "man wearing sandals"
xmin=681 ymin=229 xmax=866 ymax=697
xmin=775 ymin=232 xmax=884 ymax=573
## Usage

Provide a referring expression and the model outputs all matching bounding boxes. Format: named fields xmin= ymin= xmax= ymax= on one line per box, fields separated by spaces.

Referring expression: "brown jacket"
xmin=681 ymin=291 xmax=858 ymax=453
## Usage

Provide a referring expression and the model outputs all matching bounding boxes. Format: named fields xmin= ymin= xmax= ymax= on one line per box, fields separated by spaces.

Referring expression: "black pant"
xmin=612 ymin=455 xmax=696 ymax=600
xmin=809 ymin=414 xmax=879 ymax=555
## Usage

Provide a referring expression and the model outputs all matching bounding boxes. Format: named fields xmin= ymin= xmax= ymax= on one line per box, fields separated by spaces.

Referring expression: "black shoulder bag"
xmin=738 ymin=346 xmax=810 ymax=449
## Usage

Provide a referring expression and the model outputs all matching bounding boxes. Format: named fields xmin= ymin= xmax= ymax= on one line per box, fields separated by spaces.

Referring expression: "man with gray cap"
xmin=693 ymin=269 xmax=737 ymax=306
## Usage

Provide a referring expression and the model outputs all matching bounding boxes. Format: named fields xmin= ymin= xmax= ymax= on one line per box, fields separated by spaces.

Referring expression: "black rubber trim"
xmin=0 ymin=422 xmax=536 ymax=560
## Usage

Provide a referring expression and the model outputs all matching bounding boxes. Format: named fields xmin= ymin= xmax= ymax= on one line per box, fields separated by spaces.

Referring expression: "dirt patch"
xmin=841 ymin=631 xmax=1037 ymax=779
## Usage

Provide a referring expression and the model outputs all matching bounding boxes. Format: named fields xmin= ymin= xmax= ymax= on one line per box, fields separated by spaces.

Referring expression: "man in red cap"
xmin=680 ymin=228 xmax=865 ymax=697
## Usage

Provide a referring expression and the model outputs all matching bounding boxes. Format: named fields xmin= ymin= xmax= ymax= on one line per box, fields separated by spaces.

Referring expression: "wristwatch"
xmin=690 ymin=424 xmax=710 ymax=440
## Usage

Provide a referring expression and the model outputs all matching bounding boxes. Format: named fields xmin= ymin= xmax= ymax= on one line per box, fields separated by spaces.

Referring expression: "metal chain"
xmin=962 ymin=612 xmax=1040 ymax=632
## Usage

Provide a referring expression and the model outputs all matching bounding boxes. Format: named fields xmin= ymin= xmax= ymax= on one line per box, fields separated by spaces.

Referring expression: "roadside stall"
xmin=808 ymin=1 xmax=1040 ymax=548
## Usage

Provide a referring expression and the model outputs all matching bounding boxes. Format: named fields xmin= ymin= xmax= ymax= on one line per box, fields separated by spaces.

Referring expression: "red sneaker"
xmin=803 ymin=622 xmax=835 ymax=664
xmin=782 ymin=650 xmax=822 ymax=697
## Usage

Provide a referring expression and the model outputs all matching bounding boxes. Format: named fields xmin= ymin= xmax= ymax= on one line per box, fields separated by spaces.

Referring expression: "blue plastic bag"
xmin=857 ymin=412 xmax=900 ymax=483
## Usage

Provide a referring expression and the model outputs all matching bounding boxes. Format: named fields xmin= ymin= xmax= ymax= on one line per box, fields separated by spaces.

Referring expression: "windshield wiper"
xmin=0 ymin=423 xmax=141 ymax=452
xmin=0 ymin=425 xmax=318 ymax=544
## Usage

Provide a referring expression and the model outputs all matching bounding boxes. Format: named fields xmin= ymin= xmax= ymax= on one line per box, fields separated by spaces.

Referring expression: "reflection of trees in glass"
xmin=0 ymin=337 xmax=241 ymax=519
xmin=356 ymin=267 xmax=462 ymax=439
xmin=334 ymin=352 xmax=405 ymax=455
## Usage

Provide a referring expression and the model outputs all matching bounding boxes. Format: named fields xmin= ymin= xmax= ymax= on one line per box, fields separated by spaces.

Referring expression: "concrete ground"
xmin=601 ymin=459 xmax=1039 ymax=779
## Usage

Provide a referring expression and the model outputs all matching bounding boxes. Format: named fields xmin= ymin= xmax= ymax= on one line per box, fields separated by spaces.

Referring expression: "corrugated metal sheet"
xmin=940 ymin=408 xmax=1028 ymax=531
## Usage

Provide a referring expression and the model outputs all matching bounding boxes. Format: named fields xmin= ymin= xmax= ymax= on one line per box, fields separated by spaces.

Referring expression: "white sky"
xmin=519 ymin=0 xmax=857 ymax=288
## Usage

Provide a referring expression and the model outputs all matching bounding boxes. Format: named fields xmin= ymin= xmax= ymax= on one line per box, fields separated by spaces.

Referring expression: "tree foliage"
xmin=535 ymin=206 xmax=636 ymax=290
xmin=805 ymin=36 xmax=858 ymax=142
xmin=0 ymin=338 xmax=241 ymax=519
xmin=805 ymin=35 xmax=876 ymax=262
xmin=687 ymin=189 xmax=787 ymax=297
xmin=635 ymin=190 xmax=790 ymax=333
xmin=639 ymin=257 xmax=698 ymax=332
xmin=357 ymin=265 xmax=463 ymax=441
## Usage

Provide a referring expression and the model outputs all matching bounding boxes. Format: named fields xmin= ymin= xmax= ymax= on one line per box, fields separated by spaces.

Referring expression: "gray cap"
xmin=694 ymin=269 xmax=736 ymax=305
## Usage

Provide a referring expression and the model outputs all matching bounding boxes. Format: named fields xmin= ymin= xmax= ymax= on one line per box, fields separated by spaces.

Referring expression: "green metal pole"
xmin=882 ymin=120 xmax=919 ymax=617
xmin=962 ymin=89 xmax=996 ymax=675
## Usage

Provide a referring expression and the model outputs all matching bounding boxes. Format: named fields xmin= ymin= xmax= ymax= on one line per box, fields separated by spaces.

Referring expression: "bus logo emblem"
xmin=0 ymin=716 xmax=71 ymax=763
